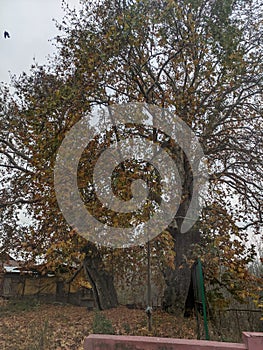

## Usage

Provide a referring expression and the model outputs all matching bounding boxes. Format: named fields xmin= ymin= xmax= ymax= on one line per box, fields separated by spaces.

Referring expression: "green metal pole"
xmin=197 ymin=258 xmax=209 ymax=340
xmin=147 ymin=240 xmax=152 ymax=331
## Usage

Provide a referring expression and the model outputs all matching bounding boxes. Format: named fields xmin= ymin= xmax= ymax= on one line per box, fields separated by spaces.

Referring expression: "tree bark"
xmin=161 ymin=144 xmax=202 ymax=314
xmin=83 ymin=242 xmax=118 ymax=310
xmin=162 ymin=228 xmax=200 ymax=314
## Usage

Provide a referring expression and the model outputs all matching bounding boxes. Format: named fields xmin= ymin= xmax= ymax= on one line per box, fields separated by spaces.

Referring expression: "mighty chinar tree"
xmin=0 ymin=0 xmax=262 ymax=314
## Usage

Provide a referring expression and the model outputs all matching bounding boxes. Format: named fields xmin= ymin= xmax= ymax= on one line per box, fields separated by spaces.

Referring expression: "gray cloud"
xmin=0 ymin=0 xmax=80 ymax=84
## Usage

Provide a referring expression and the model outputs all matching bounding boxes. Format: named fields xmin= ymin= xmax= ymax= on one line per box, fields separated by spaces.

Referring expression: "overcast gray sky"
xmin=0 ymin=0 xmax=81 ymax=84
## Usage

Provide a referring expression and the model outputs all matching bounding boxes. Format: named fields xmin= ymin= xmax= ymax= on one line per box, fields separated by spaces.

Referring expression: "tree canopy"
xmin=0 ymin=0 xmax=262 ymax=312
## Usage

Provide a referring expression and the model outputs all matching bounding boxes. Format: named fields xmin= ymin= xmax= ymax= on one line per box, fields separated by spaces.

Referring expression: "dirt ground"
xmin=0 ymin=300 xmax=197 ymax=350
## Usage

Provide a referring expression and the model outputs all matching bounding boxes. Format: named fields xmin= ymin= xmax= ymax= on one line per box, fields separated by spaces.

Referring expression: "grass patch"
xmin=0 ymin=298 xmax=40 ymax=316
xmin=92 ymin=311 xmax=115 ymax=335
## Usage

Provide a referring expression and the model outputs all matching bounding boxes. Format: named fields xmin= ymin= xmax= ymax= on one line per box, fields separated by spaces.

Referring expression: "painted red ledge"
xmin=84 ymin=333 xmax=262 ymax=350
xmin=242 ymin=332 xmax=263 ymax=350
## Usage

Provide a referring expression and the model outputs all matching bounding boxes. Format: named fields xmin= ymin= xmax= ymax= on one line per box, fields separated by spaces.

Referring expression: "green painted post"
xmin=197 ymin=258 xmax=209 ymax=340
xmin=146 ymin=240 xmax=152 ymax=331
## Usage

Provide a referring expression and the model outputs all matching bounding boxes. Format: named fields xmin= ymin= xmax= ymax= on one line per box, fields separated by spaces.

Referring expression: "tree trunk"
xmin=83 ymin=242 xmax=118 ymax=310
xmin=162 ymin=228 xmax=200 ymax=314
xmin=161 ymin=144 xmax=202 ymax=314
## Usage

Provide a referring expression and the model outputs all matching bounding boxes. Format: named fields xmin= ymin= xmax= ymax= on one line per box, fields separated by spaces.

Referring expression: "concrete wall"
xmin=84 ymin=332 xmax=263 ymax=350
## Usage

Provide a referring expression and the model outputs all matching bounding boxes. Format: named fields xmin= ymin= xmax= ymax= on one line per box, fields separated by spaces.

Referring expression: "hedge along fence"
xmin=211 ymin=308 xmax=263 ymax=342
xmin=84 ymin=332 xmax=263 ymax=350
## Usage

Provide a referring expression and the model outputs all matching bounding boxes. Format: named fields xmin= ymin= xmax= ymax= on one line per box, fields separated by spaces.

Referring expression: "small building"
xmin=0 ymin=255 xmax=94 ymax=309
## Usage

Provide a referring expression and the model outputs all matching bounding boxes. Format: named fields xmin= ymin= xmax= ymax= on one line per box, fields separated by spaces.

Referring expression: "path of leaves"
xmin=0 ymin=301 xmax=196 ymax=350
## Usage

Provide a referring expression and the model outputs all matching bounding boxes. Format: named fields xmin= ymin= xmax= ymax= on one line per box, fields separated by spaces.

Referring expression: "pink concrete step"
xmin=84 ymin=332 xmax=263 ymax=350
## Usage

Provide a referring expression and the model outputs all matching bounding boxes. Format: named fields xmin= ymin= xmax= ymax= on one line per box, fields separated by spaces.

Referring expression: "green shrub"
xmin=92 ymin=311 xmax=115 ymax=335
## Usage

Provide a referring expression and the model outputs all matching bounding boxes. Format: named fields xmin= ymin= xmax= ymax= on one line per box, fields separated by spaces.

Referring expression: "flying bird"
xmin=4 ymin=31 xmax=10 ymax=39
